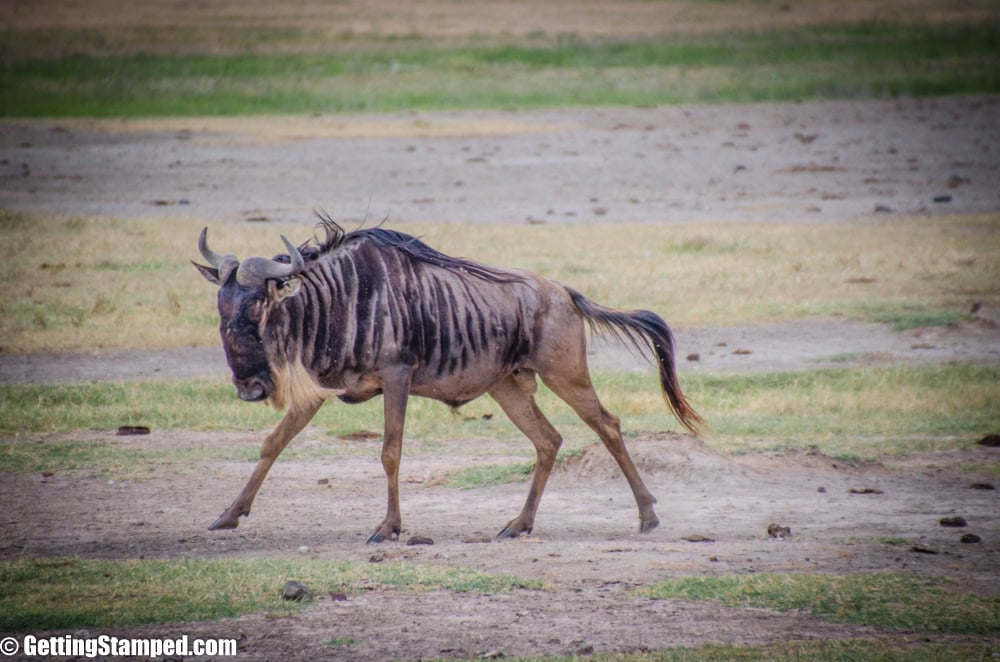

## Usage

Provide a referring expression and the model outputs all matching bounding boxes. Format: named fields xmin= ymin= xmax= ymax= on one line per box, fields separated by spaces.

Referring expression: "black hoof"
xmin=208 ymin=512 xmax=241 ymax=530
xmin=366 ymin=526 xmax=399 ymax=544
xmin=496 ymin=522 xmax=532 ymax=539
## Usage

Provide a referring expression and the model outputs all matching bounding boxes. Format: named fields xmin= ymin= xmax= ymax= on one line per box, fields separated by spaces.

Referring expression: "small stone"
xmin=817 ymin=486 xmax=827 ymax=493
xmin=977 ymin=434 xmax=1000 ymax=447
xmin=298 ymin=545 xmax=310 ymax=553
xmin=280 ymin=580 xmax=314 ymax=601
xmin=317 ymin=478 xmax=329 ymax=485
xmin=960 ymin=534 xmax=982 ymax=544
xmin=686 ymin=353 xmax=701 ymax=362
xmin=407 ymin=535 xmax=435 ymax=546
xmin=911 ymin=544 xmax=939 ymax=555
xmin=682 ymin=534 xmax=715 ymax=543
xmin=767 ymin=523 xmax=791 ymax=539
xmin=969 ymin=482 xmax=995 ymax=490
xmin=849 ymin=487 xmax=883 ymax=494
xmin=939 ymin=516 xmax=967 ymax=527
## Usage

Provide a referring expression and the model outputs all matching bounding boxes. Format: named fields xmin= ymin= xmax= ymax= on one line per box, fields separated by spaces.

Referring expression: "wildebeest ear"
xmin=268 ymin=277 xmax=302 ymax=303
xmin=192 ymin=261 xmax=221 ymax=285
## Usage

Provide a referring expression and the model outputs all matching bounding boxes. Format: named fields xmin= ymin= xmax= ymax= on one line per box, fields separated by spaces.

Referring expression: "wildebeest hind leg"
xmin=367 ymin=366 xmax=412 ymax=544
xmin=540 ymin=369 xmax=660 ymax=533
xmin=489 ymin=371 xmax=563 ymax=538
xmin=209 ymin=401 xmax=322 ymax=530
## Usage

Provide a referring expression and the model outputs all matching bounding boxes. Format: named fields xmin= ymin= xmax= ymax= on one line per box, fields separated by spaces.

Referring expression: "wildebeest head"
xmin=193 ymin=228 xmax=304 ymax=402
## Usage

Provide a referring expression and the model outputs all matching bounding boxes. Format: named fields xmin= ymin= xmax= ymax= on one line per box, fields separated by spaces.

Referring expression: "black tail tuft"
xmin=568 ymin=289 xmax=704 ymax=435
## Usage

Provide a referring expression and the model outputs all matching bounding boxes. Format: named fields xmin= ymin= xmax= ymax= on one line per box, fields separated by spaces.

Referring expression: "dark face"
xmin=217 ymin=281 xmax=274 ymax=402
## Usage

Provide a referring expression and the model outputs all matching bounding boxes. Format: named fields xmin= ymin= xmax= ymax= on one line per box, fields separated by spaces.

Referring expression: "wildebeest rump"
xmin=194 ymin=217 xmax=703 ymax=542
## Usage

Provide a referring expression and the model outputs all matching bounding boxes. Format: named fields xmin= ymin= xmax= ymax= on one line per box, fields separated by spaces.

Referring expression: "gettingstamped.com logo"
xmin=1 ymin=634 xmax=237 ymax=658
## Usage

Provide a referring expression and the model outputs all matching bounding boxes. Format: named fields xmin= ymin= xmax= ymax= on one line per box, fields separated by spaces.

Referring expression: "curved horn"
xmin=198 ymin=227 xmax=239 ymax=284
xmin=198 ymin=227 xmax=224 ymax=268
xmin=235 ymin=235 xmax=304 ymax=287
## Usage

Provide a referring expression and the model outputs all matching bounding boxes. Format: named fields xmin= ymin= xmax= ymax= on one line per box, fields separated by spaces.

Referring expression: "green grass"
xmin=505 ymin=639 xmax=998 ymax=662
xmin=444 ymin=447 xmax=589 ymax=489
xmin=3 ymin=22 xmax=998 ymax=117
xmin=681 ymin=363 xmax=1000 ymax=456
xmin=844 ymin=302 xmax=970 ymax=332
xmin=639 ymin=573 xmax=1000 ymax=635
xmin=0 ymin=557 xmax=541 ymax=632
xmin=444 ymin=461 xmax=536 ymax=489
xmin=2 ymin=364 xmax=997 ymax=477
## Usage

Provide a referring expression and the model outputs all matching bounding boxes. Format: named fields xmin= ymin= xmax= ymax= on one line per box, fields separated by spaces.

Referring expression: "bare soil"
xmin=2 ymin=430 xmax=998 ymax=660
xmin=2 ymin=48 xmax=1000 ymax=658
xmin=3 ymin=97 xmax=999 ymax=225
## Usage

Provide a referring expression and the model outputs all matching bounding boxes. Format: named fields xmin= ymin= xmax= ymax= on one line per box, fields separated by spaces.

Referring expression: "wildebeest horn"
xmin=198 ymin=227 xmax=239 ymax=284
xmin=235 ymin=235 xmax=304 ymax=287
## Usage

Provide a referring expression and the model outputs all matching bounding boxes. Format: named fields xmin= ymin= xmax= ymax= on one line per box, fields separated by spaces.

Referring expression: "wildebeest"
xmin=194 ymin=216 xmax=703 ymax=542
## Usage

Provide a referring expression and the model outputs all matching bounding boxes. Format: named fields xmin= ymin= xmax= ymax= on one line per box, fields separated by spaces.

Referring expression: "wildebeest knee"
xmin=511 ymin=368 xmax=538 ymax=395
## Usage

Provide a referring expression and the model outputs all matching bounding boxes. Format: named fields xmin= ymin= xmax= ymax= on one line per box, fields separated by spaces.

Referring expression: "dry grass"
xmin=5 ymin=0 xmax=997 ymax=59
xmin=2 ymin=210 xmax=997 ymax=354
xmin=453 ymin=215 xmax=1000 ymax=328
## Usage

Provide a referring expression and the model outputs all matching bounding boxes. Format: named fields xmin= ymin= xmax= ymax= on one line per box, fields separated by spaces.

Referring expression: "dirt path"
xmin=2 ymin=432 xmax=997 ymax=659
xmin=3 ymin=97 xmax=999 ymax=226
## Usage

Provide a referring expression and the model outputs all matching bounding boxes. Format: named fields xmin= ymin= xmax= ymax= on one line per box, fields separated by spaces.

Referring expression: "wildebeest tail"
xmin=568 ymin=289 xmax=704 ymax=435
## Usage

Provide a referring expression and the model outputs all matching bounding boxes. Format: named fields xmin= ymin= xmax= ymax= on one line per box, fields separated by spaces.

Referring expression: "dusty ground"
xmin=3 ymin=97 xmax=1000 ymax=225
xmin=3 ymin=83 xmax=1000 ymax=660
xmin=1 ymin=431 xmax=998 ymax=659
xmin=0 ymin=433 xmax=997 ymax=657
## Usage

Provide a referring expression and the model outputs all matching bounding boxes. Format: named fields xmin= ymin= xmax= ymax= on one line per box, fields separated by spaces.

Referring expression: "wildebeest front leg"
xmin=489 ymin=371 xmax=563 ymax=538
xmin=367 ymin=366 xmax=412 ymax=543
xmin=209 ymin=401 xmax=322 ymax=530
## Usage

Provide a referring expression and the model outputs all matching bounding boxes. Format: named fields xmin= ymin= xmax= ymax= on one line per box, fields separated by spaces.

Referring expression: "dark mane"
xmin=300 ymin=212 xmax=524 ymax=284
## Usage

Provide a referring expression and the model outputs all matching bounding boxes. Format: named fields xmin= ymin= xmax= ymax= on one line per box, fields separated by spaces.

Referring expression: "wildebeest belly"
xmin=408 ymin=364 xmax=511 ymax=408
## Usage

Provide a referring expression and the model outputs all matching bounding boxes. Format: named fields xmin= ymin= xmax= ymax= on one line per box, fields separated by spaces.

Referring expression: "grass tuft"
xmin=639 ymin=573 xmax=1000 ymax=635
xmin=502 ymin=639 xmax=999 ymax=661
xmin=444 ymin=462 xmax=535 ymax=489
xmin=0 ymin=557 xmax=541 ymax=632
xmin=1 ymin=364 xmax=997 ymax=473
